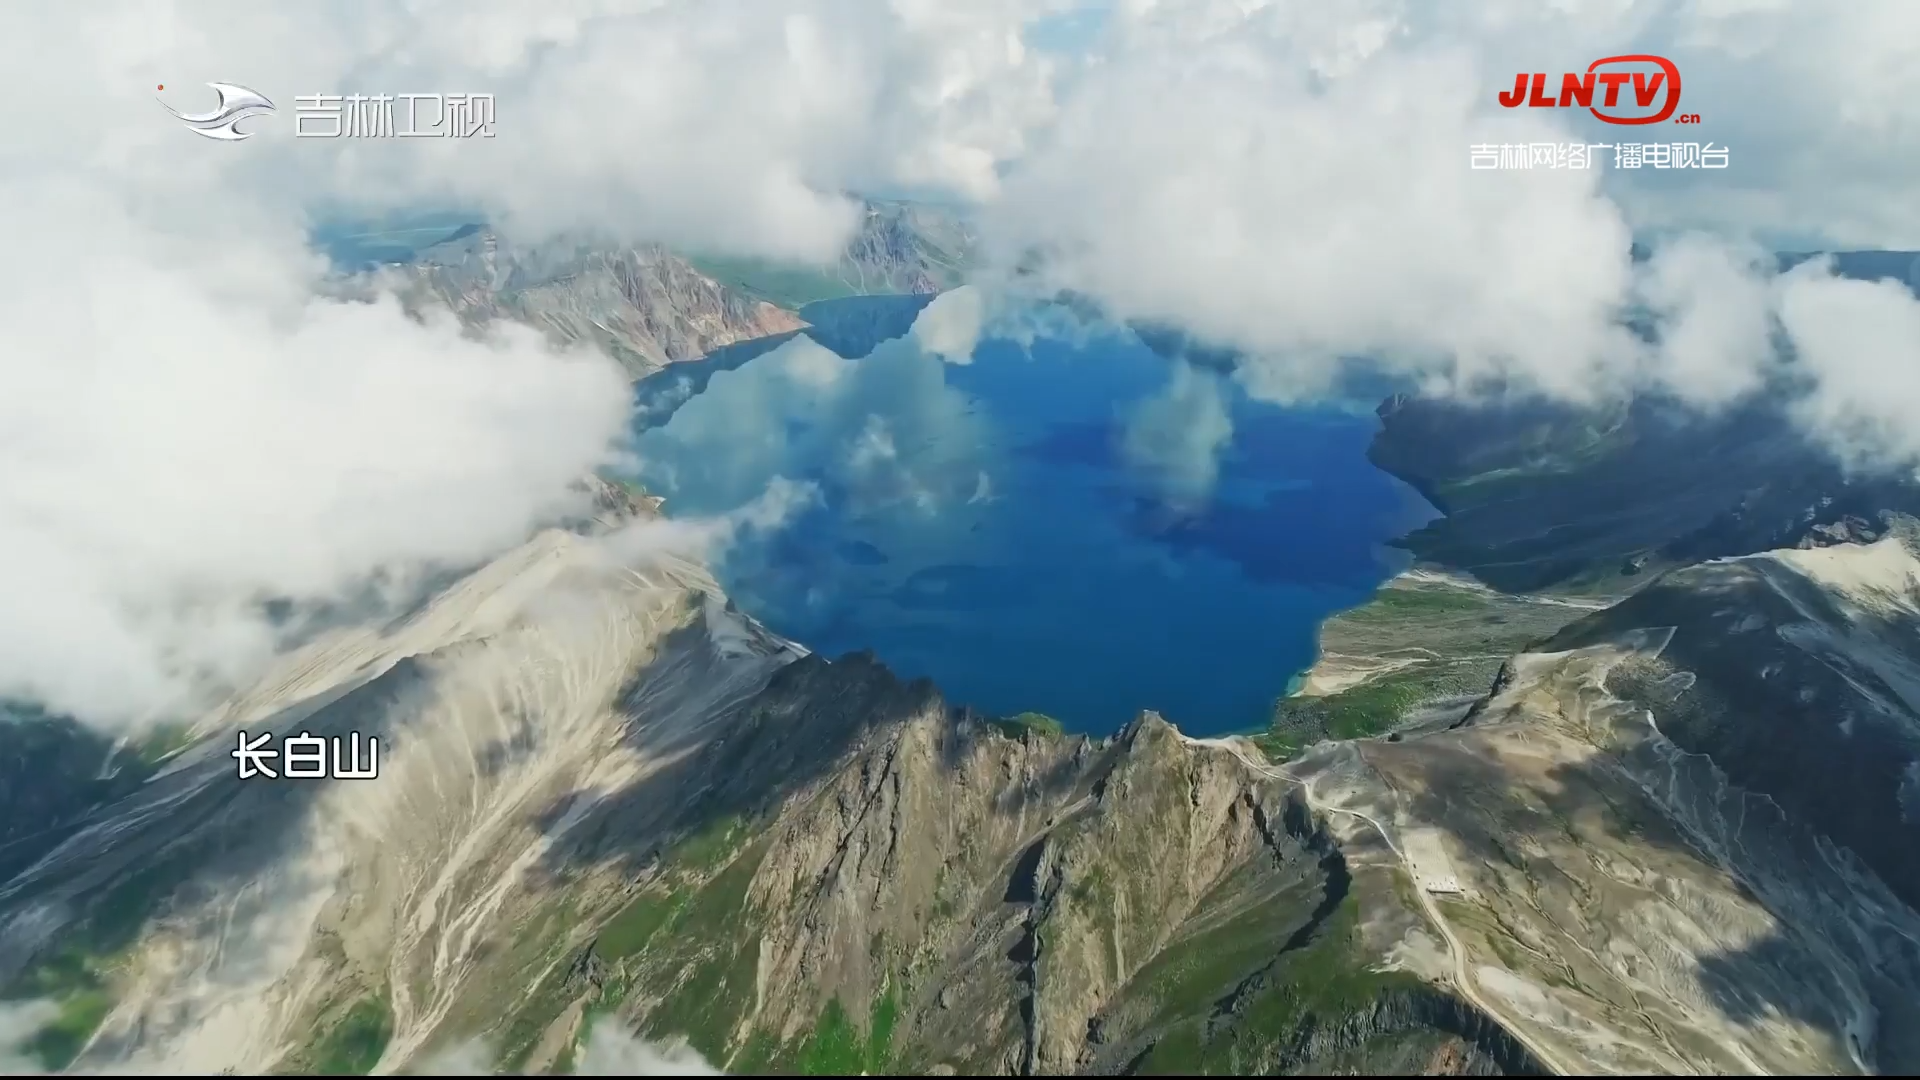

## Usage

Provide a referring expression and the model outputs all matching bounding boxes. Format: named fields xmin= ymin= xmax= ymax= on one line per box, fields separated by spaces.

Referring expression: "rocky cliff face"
xmin=466 ymin=673 xmax=1544 ymax=1077
xmin=394 ymin=228 xmax=806 ymax=379
xmin=354 ymin=199 xmax=972 ymax=383
xmin=834 ymin=200 xmax=974 ymax=296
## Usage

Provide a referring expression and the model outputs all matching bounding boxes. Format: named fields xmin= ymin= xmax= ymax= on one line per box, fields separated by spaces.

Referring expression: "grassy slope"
xmin=1123 ymin=890 xmax=1430 ymax=1074
xmin=1260 ymin=575 xmax=1594 ymax=761
xmin=683 ymin=257 xmax=863 ymax=310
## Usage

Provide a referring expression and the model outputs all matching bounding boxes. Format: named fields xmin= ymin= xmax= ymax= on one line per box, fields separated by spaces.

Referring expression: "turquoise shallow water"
xmin=633 ymin=327 xmax=1434 ymax=737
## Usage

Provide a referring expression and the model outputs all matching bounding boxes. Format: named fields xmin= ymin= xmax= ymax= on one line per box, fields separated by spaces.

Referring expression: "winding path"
xmin=1210 ymin=738 xmax=1578 ymax=1076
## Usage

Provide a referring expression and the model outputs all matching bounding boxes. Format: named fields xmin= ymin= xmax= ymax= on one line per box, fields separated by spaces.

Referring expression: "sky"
xmin=1 ymin=0 xmax=1919 ymax=732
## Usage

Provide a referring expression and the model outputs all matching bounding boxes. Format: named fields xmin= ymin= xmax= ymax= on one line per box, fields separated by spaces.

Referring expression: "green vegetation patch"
xmin=4 ymin=854 xmax=204 ymax=1070
xmin=306 ymin=991 xmax=394 ymax=1076
xmin=989 ymin=711 xmax=1065 ymax=740
xmin=598 ymin=812 xmax=753 ymax=958
xmin=675 ymin=814 xmax=749 ymax=873
xmin=620 ymin=835 xmax=768 ymax=1064
xmin=1129 ymin=893 xmax=1425 ymax=1074
xmin=1273 ymin=673 xmax=1438 ymax=744
xmin=760 ymin=986 xmax=901 ymax=1076
xmin=128 ymin=723 xmax=197 ymax=767
xmin=598 ymin=814 xmax=751 ymax=964
xmin=1268 ymin=574 xmax=1583 ymax=750
xmin=486 ymin=898 xmax=593 ymax=1073
xmin=599 ymin=891 xmax=688 ymax=962
xmin=795 ymin=997 xmax=865 ymax=1074
xmin=1126 ymin=876 xmax=1310 ymax=1030
xmin=1250 ymin=730 xmax=1304 ymax=764
xmin=500 ymin=817 xmax=762 ymax=1071
xmin=22 ymin=989 xmax=112 ymax=1071
xmin=1355 ymin=585 xmax=1492 ymax=618
xmin=685 ymin=256 xmax=858 ymax=309
xmin=495 ymin=965 xmax=575 ymax=1073
xmin=502 ymin=814 xmax=776 ymax=1073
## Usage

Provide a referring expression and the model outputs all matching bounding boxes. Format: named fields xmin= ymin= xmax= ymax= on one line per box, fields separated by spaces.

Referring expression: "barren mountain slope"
xmin=0 ymin=491 xmax=1531 ymax=1076
xmin=392 ymin=229 xmax=806 ymax=379
xmin=1276 ymin=534 xmax=1920 ymax=1075
xmin=9 ymin=385 xmax=1920 ymax=1075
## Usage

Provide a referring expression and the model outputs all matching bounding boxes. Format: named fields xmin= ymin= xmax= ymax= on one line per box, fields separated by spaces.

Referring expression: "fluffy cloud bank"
xmin=981 ymin=0 xmax=1920 ymax=470
xmin=4 ymin=0 xmax=1919 ymax=731
xmin=0 ymin=0 xmax=1128 ymax=729
xmin=0 ymin=182 xmax=637 ymax=727
xmin=3 ymin=0 xmax=1096 ymax=729
xmin=0 ymin=1007 xmax=724 ymax=1076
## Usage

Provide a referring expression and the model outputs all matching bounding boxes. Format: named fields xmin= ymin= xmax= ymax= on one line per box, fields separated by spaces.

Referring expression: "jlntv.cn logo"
xmin=1473 ymin=53 xmax=1725 ymax=171
xmin=1499 ymin=54 xmax=1697 ymax=126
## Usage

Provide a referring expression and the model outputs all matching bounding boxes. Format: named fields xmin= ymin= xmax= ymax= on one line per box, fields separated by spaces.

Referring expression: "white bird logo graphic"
xmin=161 ymin=82 xmax=276 ymax=141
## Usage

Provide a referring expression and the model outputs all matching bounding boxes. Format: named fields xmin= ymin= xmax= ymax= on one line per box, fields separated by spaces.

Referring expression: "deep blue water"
xmin=631 ymin=327 xmax=1434 ymax=737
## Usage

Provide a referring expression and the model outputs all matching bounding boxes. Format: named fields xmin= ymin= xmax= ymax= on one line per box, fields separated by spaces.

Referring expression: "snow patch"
xmin=702 ymin=595 xmax=807 ymax=662
xmin=1771 ymin=536 xmax=1920 ymax=618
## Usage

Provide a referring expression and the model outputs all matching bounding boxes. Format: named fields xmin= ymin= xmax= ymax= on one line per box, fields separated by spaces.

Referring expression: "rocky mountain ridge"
xmin=358 ymin=199 xmax=975 ymax=381
xmin=393 ymin=228 xmax=806 ymax=379
xmin=8 ymin=482 xmax=1917 ymax=1074
xmin=0 ymin=484 xmax=1533 ymax=1076
xmin=8 ymin=263 xmax=1920 ymax=1073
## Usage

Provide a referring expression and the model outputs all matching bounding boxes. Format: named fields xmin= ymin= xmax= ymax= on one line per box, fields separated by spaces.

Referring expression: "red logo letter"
xmin=1595 ymin=71 xmax=1630 ymax=106
xmin=1498 ymin=73 xmax=1529 ymax=108
xmin=1527 ymin=73 xmax=1556 ymax=107
xmin=1558 ymin=72 xmax=1596 ymax=108
xmin=1586 ymin=54 xmax=1681 ymax=125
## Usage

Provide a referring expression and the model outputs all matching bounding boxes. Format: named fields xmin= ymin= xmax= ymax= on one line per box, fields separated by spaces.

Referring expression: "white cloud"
xmin=977 ymin=0 xmax=1920 ymax=472
xmin=5 ymin=0 xmax=1079 ymax=731
xmin=912 ymin=285 xmax=987 ymax=364
xmin=17 ymin=0 xmax=1072 ymax=263
xmin=574 ymin=1027 xmax=723 ymax=1075
xmin=7 ymin=0 xmax=1920 ymax=733
xmin=1775 ymin=262 xmax=1920 ymax=471
xmin=0 ymin=1011 xmax=725 ymax=1075
xmin=1633 ymin=235 xmax=1779 ymax=406
xmin=404 ymin=1023 xmax=729 ymax=1075
xmin=1626 ymin=0 xmax=1920 ymax=248
xmin=986 ymin=27 xmax=1646 ymax=404
xmin=634 ymin=334 xmax=988 ymax=520
xmin=0 ymin=181 xmax=633 ymax=728
xmin=0 ymin=1001 xmax=59 ymax=1076
xmin=1122 ymin=361 xmax=1234 ymax=511
xmin=413 ymin=1039 xmax=498 ymax=1075
xmin=593 ymin=476 xmax=823 ymax=568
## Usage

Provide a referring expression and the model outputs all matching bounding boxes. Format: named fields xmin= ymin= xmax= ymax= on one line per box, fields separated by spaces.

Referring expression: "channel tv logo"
xmin=161 ymin=82 xmax=277 ymax=141
xmin=1498 ymin=55 xmax=1693 ymax=126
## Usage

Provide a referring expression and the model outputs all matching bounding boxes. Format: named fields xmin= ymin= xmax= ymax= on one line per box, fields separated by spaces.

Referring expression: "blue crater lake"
xmin=629 ymin=319 xmax=1434 ymax=737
